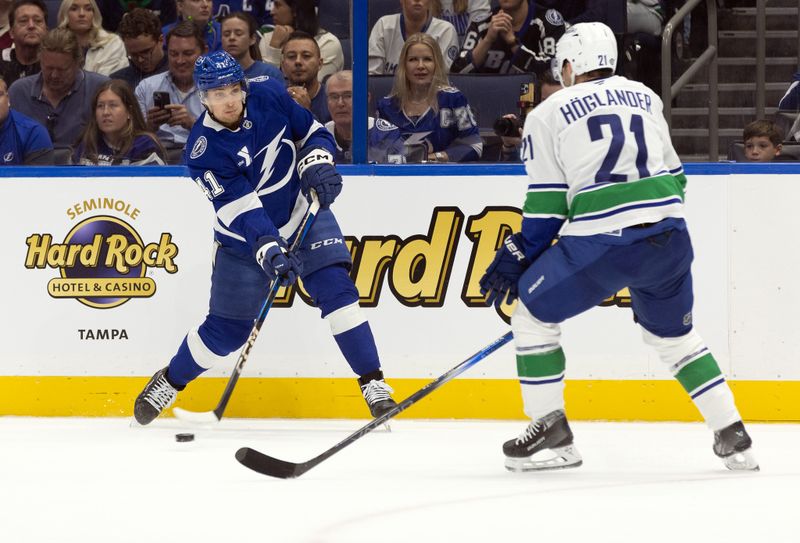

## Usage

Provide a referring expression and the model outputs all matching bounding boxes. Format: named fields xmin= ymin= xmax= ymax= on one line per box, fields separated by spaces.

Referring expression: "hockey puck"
xmin=175 ymin=433 xmax=195 ymax=442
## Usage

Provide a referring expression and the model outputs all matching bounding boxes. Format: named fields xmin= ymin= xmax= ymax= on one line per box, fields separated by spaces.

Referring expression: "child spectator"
xmin=743 ymin=119 xmax=783 ymax=162
xmin=72 ymin=78 xmax=166 ymax=164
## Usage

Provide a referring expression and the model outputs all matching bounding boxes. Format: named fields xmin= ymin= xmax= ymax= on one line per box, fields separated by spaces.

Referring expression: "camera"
xmin=493 ymin=116 xmax=523 ymax=138
xmin=493 ymin=81 xmax=536 ymax=138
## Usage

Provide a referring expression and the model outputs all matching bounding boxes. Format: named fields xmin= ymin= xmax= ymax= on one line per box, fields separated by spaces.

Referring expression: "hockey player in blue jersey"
xmin=134 ymin=50 xmax=397 ymax=425
xmin=480 ymin=23 xmax=758 ymax=472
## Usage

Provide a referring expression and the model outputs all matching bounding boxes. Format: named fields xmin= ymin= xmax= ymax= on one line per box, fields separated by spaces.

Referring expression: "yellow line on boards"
xmin=0 ymin=377 xmax=797 ymax=421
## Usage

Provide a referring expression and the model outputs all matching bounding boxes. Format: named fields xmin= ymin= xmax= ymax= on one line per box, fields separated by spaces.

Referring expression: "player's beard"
xmin=209 ymin=106 xmax=245 ymax=131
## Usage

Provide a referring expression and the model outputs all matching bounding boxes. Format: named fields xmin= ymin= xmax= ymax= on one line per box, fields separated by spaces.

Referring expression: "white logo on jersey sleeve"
xmin=190 ymin=136 xmax=208 ymax=159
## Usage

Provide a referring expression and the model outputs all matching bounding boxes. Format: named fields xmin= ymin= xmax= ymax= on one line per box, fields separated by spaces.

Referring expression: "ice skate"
xmin=713 ymin=420 xmax=759 ymax=471
xmin=504 ymin=410 xmax=583 ymax=472
xmin=134 ymin=367 xmax=179 ymax=425
xmin=358 ymin=371 xmax=397 ymax=418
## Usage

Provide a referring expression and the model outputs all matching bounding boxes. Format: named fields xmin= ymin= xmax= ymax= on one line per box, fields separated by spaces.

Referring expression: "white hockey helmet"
xmin=554 ymin=22 xmax=617 ymax=86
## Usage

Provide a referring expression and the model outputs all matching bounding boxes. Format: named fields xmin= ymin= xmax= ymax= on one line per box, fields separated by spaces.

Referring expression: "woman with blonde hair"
xmin=57 ymin=0 xmax=128 ymax=75
xmin=377 ymin=33 xmax=482 ymax=162
xmin=72 ymin=79 xmax=166 ymax=165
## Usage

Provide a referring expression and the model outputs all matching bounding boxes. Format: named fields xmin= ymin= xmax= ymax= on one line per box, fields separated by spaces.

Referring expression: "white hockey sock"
xmin=512 ymin=303 xmax=566 ymax=421
xmin=641 ymin=327 xmax=742 ymax=431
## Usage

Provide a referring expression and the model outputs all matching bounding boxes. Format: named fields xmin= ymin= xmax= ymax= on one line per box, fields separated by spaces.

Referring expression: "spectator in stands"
xmin=0 ymin=0 xmax=12 ymax=50
xmin=742 ymin=119 xmax=784 ymax=163
xmin=259 ymin=0 xmax=342 ymax=82
xmin=498 ymin=69 xmax=561 ymax=161
xmin=281 ymin=30 xmax=329 ymax=122
xmin=0 ymin=73 xmax=53 ymax=164
xmin=778 ymin=72 xmax=800 ymax=111
xmin=0 ymin=0 xmax=47 ymax=86
xmin=8 ymin=27 xmax=108 ymax=147
xmin=212 ymin=0 xmax=268 ymax=27
xmin=450 ymin=0 xmax=565 ymax=75
xmin=377 ymin=33 xmax=481 ymax=162
xmin=221 ymin=11 xmax=283 ymax=81
xmin=135 ymin=20 xmax=205 ymax=148
xmin=627 ymin=0 xmax=663 ymax=35
xmin=325 ymin=70 xmax=405 ymax=164
xmin=72 ymin=78 xmax=166 ymax=164
xmin=431 ymin=0 xmax=490 ymax=45
xmin=57 ymin=0 xmax=128 ymax=75
xmin=111 ymin=8 xmax=168 ymax=90
xmin=369 ymin=0 xmax=458 ymax=75
xmin=96 ymin=0 xmax=176 ymax=33
xmin=163 ymin=0 xmax=221 ymax=52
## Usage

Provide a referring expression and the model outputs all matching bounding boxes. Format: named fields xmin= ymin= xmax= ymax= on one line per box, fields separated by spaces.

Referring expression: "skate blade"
xmin=505 ymin=444 xmax=583 ymax=472
xmin=723 ymin=448 xmax=759 ymax=471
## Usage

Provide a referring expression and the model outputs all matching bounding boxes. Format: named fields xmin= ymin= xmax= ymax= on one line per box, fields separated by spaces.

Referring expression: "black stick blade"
xmin=235 ymin=447 xmax=303 ymax=479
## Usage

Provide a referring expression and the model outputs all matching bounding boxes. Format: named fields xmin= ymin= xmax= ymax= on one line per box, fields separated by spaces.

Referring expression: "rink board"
xmin=1 ymin=163 xmax=798 ymax=421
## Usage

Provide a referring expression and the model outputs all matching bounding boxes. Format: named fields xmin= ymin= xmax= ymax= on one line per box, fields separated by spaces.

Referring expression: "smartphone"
xmin=153 ymin=91 xmax=171 ymax=109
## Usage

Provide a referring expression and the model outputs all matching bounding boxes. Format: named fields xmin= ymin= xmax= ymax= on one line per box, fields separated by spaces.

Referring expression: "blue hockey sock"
xmin=332 ymin=318 xmax=381 ymax=376
xmin=304 ymin=265 xmax=381 ymax=377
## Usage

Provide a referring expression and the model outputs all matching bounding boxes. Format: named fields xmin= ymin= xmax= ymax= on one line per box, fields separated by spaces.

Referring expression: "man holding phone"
xmin=134 ymin=20 xmax=206 ymax=149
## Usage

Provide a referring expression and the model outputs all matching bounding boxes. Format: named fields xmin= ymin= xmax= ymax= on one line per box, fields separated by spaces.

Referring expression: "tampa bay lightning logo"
xmin=190 ymin=136 xmax=208 ymax=159
xmin=243 ymin=119 xmax=253 ymax=129
xmin=253 ymin=127 xmax=296 ymax=196
xmin=3 ymin=151 xmax=13 ymax=163
xmin=375 ymin=118 xmax=396 ymax=132
xmin=545 ymin=9 xmax=564 ymax=26
xmin=447 ymin=45 xmax=458 ymax=61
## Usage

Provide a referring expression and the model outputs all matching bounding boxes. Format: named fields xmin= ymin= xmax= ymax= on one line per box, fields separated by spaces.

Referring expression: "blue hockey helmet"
xmin=194 ymin=50 xmax=246 ymax=92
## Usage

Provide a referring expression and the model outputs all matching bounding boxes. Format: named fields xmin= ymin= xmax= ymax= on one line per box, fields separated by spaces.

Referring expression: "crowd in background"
xmin=0 ymin=0 xmax=797 ymax=165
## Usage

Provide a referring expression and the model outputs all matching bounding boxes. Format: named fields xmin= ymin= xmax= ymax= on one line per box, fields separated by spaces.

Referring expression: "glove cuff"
xmin=255 ymin=235 xmax=286 ymax=262
xmin=297 ymin=148 xmax=334 ymax=177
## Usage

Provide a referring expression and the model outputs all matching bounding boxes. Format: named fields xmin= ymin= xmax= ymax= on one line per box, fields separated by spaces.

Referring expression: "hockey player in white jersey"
xmin=479 ymin=22 xmax=758 ymax=472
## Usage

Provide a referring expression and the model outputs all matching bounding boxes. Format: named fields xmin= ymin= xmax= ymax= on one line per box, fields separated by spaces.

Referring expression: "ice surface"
xmin=1 ymin=417 xmax=796 ymax=542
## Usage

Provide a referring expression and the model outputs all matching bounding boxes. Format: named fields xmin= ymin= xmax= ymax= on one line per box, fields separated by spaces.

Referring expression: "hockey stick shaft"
xmin=206 ymin=196 xmax=321 ymax=421
xmin=235 ymin=331 xmax=514 ymax=478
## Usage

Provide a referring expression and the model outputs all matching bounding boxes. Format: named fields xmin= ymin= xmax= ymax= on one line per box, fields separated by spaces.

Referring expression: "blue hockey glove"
xmin=256 ymin=236 xmax=303 ymax=287
xmin=297 ymin=148 xmax=342 ymax=208
xmin=479 ymin=233 xmax=530 ymax=308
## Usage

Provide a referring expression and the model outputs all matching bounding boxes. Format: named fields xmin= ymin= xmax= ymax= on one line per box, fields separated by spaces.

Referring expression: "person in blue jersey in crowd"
xmin=212 ymin=0 xmax=268 ymax=26
xmin=134 ymin=50 xmax=398 ymax=425
xmin=377 ymin=32 xmax=482 ymax=163
xmin=324 ymin=70 xmax=406 ymax=164
xmin=163 ymin=0 xmax=221 ymax=52
xmin=221 ymin=11 xmax=283 ymax=82
xmin=72 ymin=79 xmax=166 ymax=164
xmin=0 ymin=74 xmax=53 ymax=164
xmin=480 ymin=23 xmax=758 ymax=473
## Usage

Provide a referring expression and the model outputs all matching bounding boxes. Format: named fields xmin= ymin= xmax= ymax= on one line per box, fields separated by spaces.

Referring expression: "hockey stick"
xmin=172 ymin=195 xmax=321 ymax=424
xmin=235 ymin=331 xmax=514 ymax=478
